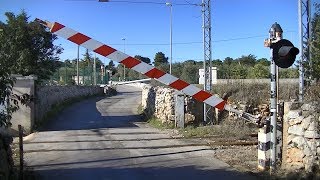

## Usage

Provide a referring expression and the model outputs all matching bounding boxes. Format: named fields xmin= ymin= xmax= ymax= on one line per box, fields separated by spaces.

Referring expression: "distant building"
xmin=73 ymin=76 xmax=92 ymax=85
xmin=198 ymin=67 xmax=217 ymax=85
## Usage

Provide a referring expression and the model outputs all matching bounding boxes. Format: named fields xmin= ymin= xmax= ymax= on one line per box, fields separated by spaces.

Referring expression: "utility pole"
xmin=94 ymin=53 xmax=97 ymax=85
xmin=122 ymin=38 xmax=126 ymax=81
xmin=298 ymin=0 xmax=311 ymax=102
xmin=166 ymin=2 xmax=173 ymax=74
xmin=77 ymin=45 xmax=80 ymax=85
xmin=202 ymin=0 xmax=213 ymax=124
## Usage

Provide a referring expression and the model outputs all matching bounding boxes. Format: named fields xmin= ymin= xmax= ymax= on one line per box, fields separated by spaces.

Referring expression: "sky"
xmin=0 ymin=0 xmax=318 ymax=65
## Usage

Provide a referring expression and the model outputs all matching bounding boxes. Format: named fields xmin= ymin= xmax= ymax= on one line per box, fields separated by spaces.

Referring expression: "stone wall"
xmin=283 ymin=102 xmax=320 ymax=172
xmin=35 ymin=85 xmax=103 ymax=126
xmin=141 ymin=85 xmax=203 ymax=125
xmin=10 ymin=75 xmax=37 ymax=135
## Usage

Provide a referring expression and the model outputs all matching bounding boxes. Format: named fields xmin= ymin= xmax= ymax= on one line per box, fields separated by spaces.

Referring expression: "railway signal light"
xmin=271 ymin=39 xmax=299 ymax=68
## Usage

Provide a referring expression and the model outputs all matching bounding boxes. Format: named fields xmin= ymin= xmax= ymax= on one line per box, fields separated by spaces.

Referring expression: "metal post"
xmin=202 ymin=0 xmax=213 ymax=124
xmin=270 ymin=48 xmax=277 ymax=171
xmin=122 ymin=38 xmax=126 ymax=81
xmin=268 ymin=22 xmax=283 ymax=172
xmin=77 ymin=45 xmax=80 ymax=85
xmin=166 ymin=2 xmax=173 ymax=74
xmin=94 ymin=53 xmax=97 ymax=85
xmin=298 ymin=0 xmax=311 ymax=102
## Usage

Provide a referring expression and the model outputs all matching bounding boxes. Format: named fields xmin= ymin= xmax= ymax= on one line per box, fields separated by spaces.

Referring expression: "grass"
xmin=180 ymin=120 xmax=256 ymax=138
xmin=147 ymin=118 xmax=174 ymax=129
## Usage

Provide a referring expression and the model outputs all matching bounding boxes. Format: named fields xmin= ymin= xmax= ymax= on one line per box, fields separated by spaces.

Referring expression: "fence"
xmin=47 ymin=64 xmax=104 ymax=85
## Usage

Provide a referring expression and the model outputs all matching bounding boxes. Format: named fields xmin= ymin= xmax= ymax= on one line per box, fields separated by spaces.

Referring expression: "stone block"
xmin=288 ymin=125 xmax=304 ymax=136
xmin=287 ymin=110 xmax=302 ymax=119
xmin=302 ymin=115 xmax=314 ymax=130
xmin=288 ymin=116 xmax=303 ymax=126
xmin=304 ymin=130 xmax=320 ymax=139
xmin=301 ymin=103 xmax=316 ymax=112
xmin=284 ymin=102 xmax=300 ymax=114
xmin=307 ymin=121 xmax=317 ymax=131
xmin=287 ymin=148 xmax=304 ymax=162
xmin=303 ymin=145 xmax=313 ymax=157
xmin=291 ymin=136 xmax=306 ymax=148
xmin=287 ymin=134 xmax=295 ymax=144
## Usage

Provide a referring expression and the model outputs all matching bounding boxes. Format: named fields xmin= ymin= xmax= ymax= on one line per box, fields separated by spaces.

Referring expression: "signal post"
xmin=264 ymin=22 xmax=299 ymax=172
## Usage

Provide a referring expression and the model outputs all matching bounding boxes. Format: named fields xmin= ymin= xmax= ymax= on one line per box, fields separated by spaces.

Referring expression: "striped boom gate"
xmin=36 ymin=18 xmax=270 ymax=169
xmin=35 ymin=19 xmax=232 ymax=111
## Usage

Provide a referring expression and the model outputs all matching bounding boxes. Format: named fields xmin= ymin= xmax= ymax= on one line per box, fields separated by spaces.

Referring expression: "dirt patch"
xmin=212 ymin=145 xmax=258 ymax=174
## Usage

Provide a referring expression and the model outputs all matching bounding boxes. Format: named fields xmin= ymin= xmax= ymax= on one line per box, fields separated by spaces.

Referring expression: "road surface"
xmin=24 ymin=85 xmax=256 ymax=180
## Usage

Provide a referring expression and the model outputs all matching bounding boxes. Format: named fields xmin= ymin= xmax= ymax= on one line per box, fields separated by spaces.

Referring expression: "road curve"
xmin=24 ymin=85 xmax=256 ymax=180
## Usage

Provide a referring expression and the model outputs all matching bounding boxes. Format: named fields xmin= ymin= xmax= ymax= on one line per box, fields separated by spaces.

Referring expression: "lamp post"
xmin=122 ymin=38 xmax=126 ymax=81
xmin=166 ymin=2 xmax=173 ymax=74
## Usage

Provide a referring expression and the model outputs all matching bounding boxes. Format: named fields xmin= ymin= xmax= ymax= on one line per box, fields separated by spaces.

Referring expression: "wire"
xmin=66 ymin=0 xmax=199 ymax=6
xmin=107 ymin=34 xmax=268 ymax=46
xmin=103 ymin=0 xmax=199 ymax=6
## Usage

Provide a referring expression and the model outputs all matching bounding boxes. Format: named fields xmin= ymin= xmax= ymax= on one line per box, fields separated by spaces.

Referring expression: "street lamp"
xmin=166 ymin=2 xmax=173 ymax=74
xmin=122 ymin=38 xmax=126 ymax=81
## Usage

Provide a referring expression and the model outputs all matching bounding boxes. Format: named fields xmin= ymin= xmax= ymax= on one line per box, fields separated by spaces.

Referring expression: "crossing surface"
xmin=24 ymin=85 xmax=256 ymax=180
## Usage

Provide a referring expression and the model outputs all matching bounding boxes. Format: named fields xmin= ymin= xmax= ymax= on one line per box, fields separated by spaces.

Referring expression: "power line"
xmin=107 ymin=34 xmax=269 ymax=46
xmin=67 ymin=0 xmax=199 ymax=6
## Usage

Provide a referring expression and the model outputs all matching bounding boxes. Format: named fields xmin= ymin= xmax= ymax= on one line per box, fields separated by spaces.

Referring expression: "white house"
xmin=198 ymin=67 xmax=217 ymax=85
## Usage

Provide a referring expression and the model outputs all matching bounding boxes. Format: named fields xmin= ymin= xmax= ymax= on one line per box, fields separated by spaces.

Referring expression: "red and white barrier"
xmin=36 ymin=19 xmax=237 ymax=112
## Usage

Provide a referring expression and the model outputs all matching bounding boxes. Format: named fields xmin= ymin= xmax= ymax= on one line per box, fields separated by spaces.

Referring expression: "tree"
xmin=224 ymin=57 xmax=234 ymax=65
xmin=257 ymin=58 xmax=270 ymax=66
xmin=236 ymin=54 xmax=257 ymax=66
xmin=247 ymin=64 xmax=269 ymax=78
xmin=134 ymin=55 xmax=151 ymax=64
xmin=154 ymin=52 xmax=168 ymax=66
xmin=310 ymin=3 xmax=320 ymax=81
xmin=181 ymin=63 xmax=199 ymax=84
xmin=0 ymin=11 xmax=62 ymax=81
xmin=0 ymin=11 xmax=60 ymax=126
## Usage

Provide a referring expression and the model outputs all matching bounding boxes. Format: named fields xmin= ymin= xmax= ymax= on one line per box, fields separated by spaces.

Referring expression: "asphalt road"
xmin=24 ymin=85 xmax=256 ymax=180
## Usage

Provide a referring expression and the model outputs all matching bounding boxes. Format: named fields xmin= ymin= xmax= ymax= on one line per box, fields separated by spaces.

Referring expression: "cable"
xmin=107 ymin=34 xmax=269 ymax=46
xmin=67 ymin=0 xmax=199 ymax=6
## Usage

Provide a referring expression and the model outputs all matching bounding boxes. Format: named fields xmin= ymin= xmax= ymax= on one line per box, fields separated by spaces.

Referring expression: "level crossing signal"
xmin=271 ymin=39 xmax=299 ymax=68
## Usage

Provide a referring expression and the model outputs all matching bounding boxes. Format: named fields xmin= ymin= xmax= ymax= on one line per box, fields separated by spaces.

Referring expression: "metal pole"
xmin=202 ymin=0 xmax=207 ymax=123
xmin=168 ymin=2 xmax=173 ymax=74
xmin=298 ymin=0 xmax=304 ymax=102
xmin=94 ymin=53 xmax=97 ymax=85
xmin=268 ymin=23 xmax=282 ymax=171
xmin=202 ymin=0 xmax=213 ymax=124
xmin=122 ymin=38 xmax=126 ymax=81
xmin=270 ymin=47 xmax=277 ymax=171
xmin=307 ymin=0 xmax=312 ymax=80
xmin=77 ymin=45 xmax=80 ymax=85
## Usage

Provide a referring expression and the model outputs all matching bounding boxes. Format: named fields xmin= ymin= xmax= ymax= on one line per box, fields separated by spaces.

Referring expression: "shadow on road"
xmin=34 ymin=165 xmax=255 ymax=180
xmin=39 ymin=96 xmax=142 ymax=131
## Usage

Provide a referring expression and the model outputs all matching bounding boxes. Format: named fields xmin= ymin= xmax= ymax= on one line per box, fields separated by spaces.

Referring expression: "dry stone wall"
xmin=141 ymin=85 xmax=203 ymax=125
xmin=35 ymin=85 xmax=103 ymax=125
xmin=283 ymin=102 xmax=320 ymax=172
